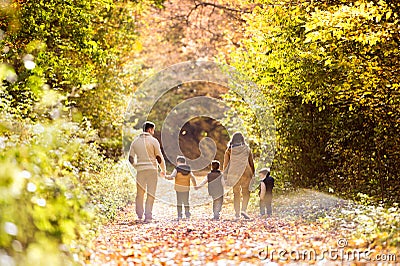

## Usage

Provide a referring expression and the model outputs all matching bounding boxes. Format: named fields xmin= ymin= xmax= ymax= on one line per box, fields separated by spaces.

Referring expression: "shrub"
xmin=0 ymin=116 xmax=135 ymax=265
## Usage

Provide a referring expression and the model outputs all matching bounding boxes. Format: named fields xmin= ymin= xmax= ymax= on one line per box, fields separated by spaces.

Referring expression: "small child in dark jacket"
xmin=259 ymin=168 xmax=274 ymax=217
xmin=196 ymin=160 xmax=225 ymax=220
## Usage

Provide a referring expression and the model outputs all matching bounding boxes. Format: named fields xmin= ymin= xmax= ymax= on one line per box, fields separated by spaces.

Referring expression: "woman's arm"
xmin=223 ymin=148 xmax=231 ymax=171
xmin=248 ymin=150 xmax=255 ymax=175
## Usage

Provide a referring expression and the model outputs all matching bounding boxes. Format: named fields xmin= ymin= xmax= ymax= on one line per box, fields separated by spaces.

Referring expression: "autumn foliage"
xmin=1 ymin=0 xmax=399 ymax=264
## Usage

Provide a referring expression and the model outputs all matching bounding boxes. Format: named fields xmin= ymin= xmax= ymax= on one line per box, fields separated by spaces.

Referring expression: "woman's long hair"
xmin=229 ymin=132 xmax=246 ymax=148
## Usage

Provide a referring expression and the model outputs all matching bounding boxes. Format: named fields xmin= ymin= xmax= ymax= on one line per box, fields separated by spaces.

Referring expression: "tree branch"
xmin=185 ymin=0 xmax=257 ymax=24
xmin=193 ymin=1 xmax=252 ymax=14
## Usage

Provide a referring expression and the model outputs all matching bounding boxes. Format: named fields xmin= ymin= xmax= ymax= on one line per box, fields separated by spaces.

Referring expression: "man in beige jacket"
xmin=129 ymin=121 xmax=166 ymax=223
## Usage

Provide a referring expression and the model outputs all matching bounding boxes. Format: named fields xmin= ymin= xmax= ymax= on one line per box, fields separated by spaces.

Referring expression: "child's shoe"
xmin=212 ymin=214 xmax=220 ymax=220
xmin=241 ymin=211 xmax=251 ymax=220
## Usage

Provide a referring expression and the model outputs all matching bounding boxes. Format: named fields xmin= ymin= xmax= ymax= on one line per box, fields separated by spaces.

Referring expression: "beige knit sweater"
xmin=223 ymin=144 xmax=255 ymax=186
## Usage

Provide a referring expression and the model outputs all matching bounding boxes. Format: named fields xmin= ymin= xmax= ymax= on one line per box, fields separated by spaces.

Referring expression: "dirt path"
xmin=85 ymin=183 xmax=365 ymax=265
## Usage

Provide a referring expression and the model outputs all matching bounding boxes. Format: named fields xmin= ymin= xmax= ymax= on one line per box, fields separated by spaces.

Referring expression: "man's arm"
xmin=166 ymin=168 xmax=177 ymax=180
xmin=153 ymin=138 xmax=166 ymax=176
xmin=128 ymin=142 xmax=136 ymax=165
xmin=129 ymin=155 xmax=134 ymax=164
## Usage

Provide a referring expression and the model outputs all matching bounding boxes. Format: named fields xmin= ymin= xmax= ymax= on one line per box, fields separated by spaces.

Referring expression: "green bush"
xmin=0 ymin=115 xmax=135 ymax=264
xmin=83 ymin=159 xmax=135 ymax=221
xmin=1 ymin=1 xmax=140 ymax=263
xmin=0 ymin=119 xmax=89 ymax=264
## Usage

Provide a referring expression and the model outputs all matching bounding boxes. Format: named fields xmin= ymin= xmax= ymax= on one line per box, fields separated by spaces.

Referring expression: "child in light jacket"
xmin=166 ymin=156 xmax=197 ymax=220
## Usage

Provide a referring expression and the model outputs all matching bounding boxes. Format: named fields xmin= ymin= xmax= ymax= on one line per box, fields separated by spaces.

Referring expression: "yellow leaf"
xmin=133 ymin=40 xmax=143 ymax=52
xmin=386 ymin=11 xmax=392 ymax=20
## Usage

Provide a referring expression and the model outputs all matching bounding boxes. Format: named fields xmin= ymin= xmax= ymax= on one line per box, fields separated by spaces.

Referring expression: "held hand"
xmin=160 ymin=171 xmax=166 ymax=178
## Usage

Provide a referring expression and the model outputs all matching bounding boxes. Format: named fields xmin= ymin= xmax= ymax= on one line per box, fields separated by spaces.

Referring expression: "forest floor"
xmin=85 ymin=182 xmax=398 ymax=265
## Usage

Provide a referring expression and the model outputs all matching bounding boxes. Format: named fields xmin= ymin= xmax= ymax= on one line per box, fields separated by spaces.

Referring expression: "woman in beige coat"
xmin=223 ymin=132 xmax=255 ymax=219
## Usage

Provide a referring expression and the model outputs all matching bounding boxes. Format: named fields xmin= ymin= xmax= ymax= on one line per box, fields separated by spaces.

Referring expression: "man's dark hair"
xmin=211 ymin=160 xmax=220 ymax=170
xmin=176 ymin=156 xmax=186 ymax=164
xmin=142 ymin=121 xmax=155 ymax=132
